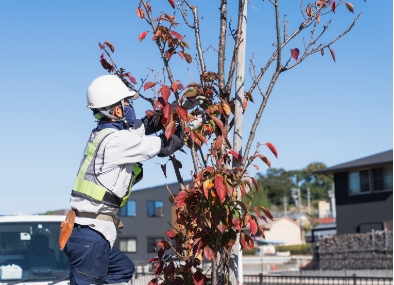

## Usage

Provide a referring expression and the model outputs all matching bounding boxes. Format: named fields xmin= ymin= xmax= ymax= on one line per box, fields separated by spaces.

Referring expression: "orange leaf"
xmin=139 ymin=31 xmax=149 ymax=42
xmin=253 ymin=164 xmax=259 ymax=170
xmin=345 ymin=2 xmax=354 ymax=13
xmin=165 ymin=119 xmax=176 ymax=140
xmin=160 ymin=85 xmax=171 ymax=103
xmin=171 ymin=80 xmax=183 ymax=92
xmin=254 ymin=206 xmax=262 ymax=219
xmin=291 ymin=48 xmax=299 ymax=61
xmin=251 ymin=177 xmax=259 ymax=193
xmin=265 ymin=142 xmax=278 ymax=158
xmin=214 ymin=175 xmax=227 ymax=204
xmin=243 ymin=97 xmax=248 ymax=114
xmin=220 ymin=98 xmax=231 ymax=117
xmin=316 ymin=14 xmax=320 ymax=23
xmin=214 ymin=135 xmax=224 ymax=149
xmin=136 ymin=7 xmax=145 ymax=19
xmin=208 ymin=114 xmax=227 ymax=137
xmin=203 ymin=180 xmax=214 ymax=199
xmin=168 ymin=0 xmax=175 ymax=9
xmin=245 ymin=235 xmax=254 ymax=250
xmin=316 ymin=1 xmax=324 ymax=7
xmin=146 ymin=3 xmax=152 ymax=12
xmin=255 ymin=154 xmax=271 ymax=167
xmin=329 ymin=47 xmax=336 ymax=63
xmin=144 ymin=81 xmax=157 ymax=91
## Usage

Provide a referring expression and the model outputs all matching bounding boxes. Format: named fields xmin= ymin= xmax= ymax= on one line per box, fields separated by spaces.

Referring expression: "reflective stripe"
xmin=73 ymin=177 xmax=107 ymax=202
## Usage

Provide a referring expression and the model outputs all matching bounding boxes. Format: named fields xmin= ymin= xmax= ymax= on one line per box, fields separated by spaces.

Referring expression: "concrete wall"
xmin=114 ymin=182 xmax=180 ymax=265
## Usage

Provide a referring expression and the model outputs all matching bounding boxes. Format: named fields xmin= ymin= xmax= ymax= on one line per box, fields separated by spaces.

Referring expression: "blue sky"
xmin=0 ymin=1 xmax=392 ymax=215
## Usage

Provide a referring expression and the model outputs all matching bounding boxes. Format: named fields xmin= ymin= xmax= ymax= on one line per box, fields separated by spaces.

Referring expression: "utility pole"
xmin=307 ymin=187 xmax=311 ymax=215
xmin=281 ymin=196 xmax=288 ymax=217
xmin=230 ymin=1 xmax=247 ymax=285
xmin=291 ymin=188 xmax=304 ymax=242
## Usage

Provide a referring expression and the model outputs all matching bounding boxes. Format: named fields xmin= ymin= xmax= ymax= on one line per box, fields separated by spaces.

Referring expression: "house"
xmin=115 ymin=181 xmax=182 ymax=265
xmin=247 ymin=216 xmax=303 ymax=245
xmin=315 ymin=150 xmax=393 ymax=235
xmin=304 ymin=222 xmax=336 ymax=243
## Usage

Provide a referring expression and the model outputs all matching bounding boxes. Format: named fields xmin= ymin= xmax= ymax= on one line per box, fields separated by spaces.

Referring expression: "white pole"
xmin=230 ymin=1 xmax=247 ymax=284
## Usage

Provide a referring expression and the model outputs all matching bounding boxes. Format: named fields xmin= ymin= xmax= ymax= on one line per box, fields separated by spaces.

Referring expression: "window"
xmin=147 ymin=237 xmax=164 ymax=253
xmin=119 ymin=238 xmax=137 ymax=253
xmin=120 ymin=201 xmax=136 ymax=217
xmin=373 ymin=166 xmax=393 ymax=191
xmin=349 ymin=170 xmax=370 ymax=194
xmin=147 ymin=201 xmax=164 ymax=217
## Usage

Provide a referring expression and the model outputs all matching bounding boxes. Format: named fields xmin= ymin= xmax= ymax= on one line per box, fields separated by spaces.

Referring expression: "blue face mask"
xmin=123 ymin=104 xmax=136 ymax=127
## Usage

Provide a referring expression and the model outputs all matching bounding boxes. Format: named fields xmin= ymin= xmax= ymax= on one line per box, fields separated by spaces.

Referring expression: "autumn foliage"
xmin=97 ymin=0 xmax=360 ymax=284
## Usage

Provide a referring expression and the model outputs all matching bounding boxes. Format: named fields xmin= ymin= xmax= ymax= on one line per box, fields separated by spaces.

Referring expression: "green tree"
xmin=300 ymin=162 xmax=333 ymax=200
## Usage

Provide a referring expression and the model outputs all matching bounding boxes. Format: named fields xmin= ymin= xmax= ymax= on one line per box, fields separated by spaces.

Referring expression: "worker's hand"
xmin=182 ymin=96 xmax=207 ymax=110
xmin=157 ymin=126 xmax=184 ymax=157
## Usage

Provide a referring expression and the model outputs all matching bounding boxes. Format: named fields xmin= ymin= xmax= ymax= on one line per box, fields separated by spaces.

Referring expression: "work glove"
xmin=157 ymin=125 xmax=184 ymax=157
xmin=182 ymin=96 xmax=207 ymax=110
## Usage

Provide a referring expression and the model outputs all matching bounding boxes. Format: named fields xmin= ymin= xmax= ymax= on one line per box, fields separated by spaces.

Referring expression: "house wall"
xmin=334 ymin=172 xmax=393 ymax=234
xmin=115 ymin=182 xmax=180 ymax=265
xmin=264 ymin=218 xmax=303 ymax=245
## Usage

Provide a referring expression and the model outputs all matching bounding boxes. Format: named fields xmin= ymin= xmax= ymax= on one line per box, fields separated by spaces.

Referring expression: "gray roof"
xmin=315 ymin=150 xmax=393 ymax=174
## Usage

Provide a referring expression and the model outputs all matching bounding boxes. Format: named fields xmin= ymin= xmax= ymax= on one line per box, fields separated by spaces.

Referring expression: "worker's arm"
xmin=140 ymin=111 xmax=163 ymax=135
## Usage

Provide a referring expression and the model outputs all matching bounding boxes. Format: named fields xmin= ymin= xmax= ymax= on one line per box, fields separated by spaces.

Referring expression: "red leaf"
xmin=161 ymin=164 xmax=167 ymax=178
xmin=98 ymin=43 xmax=105 ymax=50
xmin=163 ymin=103 xmax=171 ymax=119
xmin=100 ymin=56 xmax=113 ymax=72
xmin=204 ymin=246 xmax=214 ymax=261
xmin=217 ymin=221 xmax=226 ymax=234
xmin=214 ymin=175 xmax=227 ymax=204
xmin=158 ymin=247 xmax=165 ymax=259
xmin=125 ymin=72 xmax=137 ymax=84
xmin=175 ymin=106 xmax=188 ymax=121
xmin=240 ymin=231 xmax=247 ymax=249
xmin=136 ymin=7 xmax=145 ymax=19
xmin=258 ymin=225 xmax=266 ymax=239
xmin=228 ymin=150 xmax=243 ymax=161
xmin=165 ymin=230 xmax=177 ymax=239
xmin=250 ymin=217 xmax=258 ymax=236
xmin=161 ymin=85 xmax=171 ymax=103
xmin=168 ymin=0 xmax=175 ymax=9
xmin=265 ymin=142 xmax=278 ymax=158
xmin=259 ymin=206 xmax=274 ymax=221
xmin=171 ymin=31 xmax=184 ymax=40
xmin=148 ymin=278 xmax=158 ymax=285
xmin=208 ymin=114 xmax=227 ymax=137
xmin=154 ymin=261 xmax=163 ymax=275
xmin=345 ymin=2 xmax=354 ymax=14
xmin=251 ymin=177 xmax=259 ymax=193
xmin=255 ymin=154 xmax=271 ymax=168
xmin=166 ymin=48 xmax=175 ymax=60
xmin=165 ymin=119 xmax=176 ymax=140
xmin=245 ymin=235 xmax=255 ymax=250
xmin=148 ymin=257 xmax=159 ymax=263
xmin=214 ymin=135 xmax=224 ymax=149
xmin=178 ymin=51 xmax=184 ymax=60
xmin=291 ymin=48 xmax=300 ymax=61
xmin=183 ymin=262 xmax=193 ymax=271
xmin=146 ymin=3 xmax=152 ymax=12
xmin=158 ymin=240 xmax=171 ymax=250
xmin=329 ymin=48 xmax=336 ymax=63
xmin=139 ymin=31 xmax=149 ymax=42
xmin=331 ymin=1 xmax=336 ymax=13
xmin=164 ymin=262 xmax=175 ymax=277
xmin=171 ymin=80 xmax=184 ymax=92
xmin=144 ymin=81 xmax=157 ymax=91
xmin=104 ymin=41 xmax=115 ymax=53
xmin=254 ymin=206 xmax=262 ymax=219
xmin=193 ymin=272 xmax=204 ymax=285
xmin=232 ymin=217 xmax=241 ymax=231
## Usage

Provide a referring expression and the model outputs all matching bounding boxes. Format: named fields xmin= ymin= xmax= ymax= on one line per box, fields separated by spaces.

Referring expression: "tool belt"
xmin=59 ymin=209 xmax=124 ymax=250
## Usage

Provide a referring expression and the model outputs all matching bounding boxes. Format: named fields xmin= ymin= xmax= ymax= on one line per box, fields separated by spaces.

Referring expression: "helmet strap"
xmin=120 ymin=100 xmax=130 ymax=128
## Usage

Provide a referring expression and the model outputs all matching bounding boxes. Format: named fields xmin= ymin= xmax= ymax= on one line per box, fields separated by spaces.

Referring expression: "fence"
xmin=131 ymin=273 xmax=393 ymax=285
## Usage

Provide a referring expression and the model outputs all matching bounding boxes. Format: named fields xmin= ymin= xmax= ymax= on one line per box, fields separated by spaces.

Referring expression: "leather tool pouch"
xmin=59 ymin=209 xmax=76 ymax=250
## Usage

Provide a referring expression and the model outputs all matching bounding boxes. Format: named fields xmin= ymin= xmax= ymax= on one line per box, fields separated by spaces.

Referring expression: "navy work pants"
xmin=64 ymin=224 xmax=135 ymax=285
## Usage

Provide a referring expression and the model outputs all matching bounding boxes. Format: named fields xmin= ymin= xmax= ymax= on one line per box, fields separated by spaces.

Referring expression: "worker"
xmin=61 ymin=75 xmax=184 ymax=285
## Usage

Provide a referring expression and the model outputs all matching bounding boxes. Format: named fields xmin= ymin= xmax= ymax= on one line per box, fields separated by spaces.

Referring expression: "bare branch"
xmin=180 ymin=0 xmax=207 ymax=73
xmin=283 ymin=13 xmax=361 ymax=71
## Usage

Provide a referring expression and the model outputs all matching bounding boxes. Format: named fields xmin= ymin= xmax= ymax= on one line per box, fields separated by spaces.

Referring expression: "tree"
xmin=97 ymin=1 xmax=361 ymax=284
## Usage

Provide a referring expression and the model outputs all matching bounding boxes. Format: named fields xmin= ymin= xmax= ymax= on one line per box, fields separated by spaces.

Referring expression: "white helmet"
xmin=87 ymin=75 xmax=139 ymax=109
